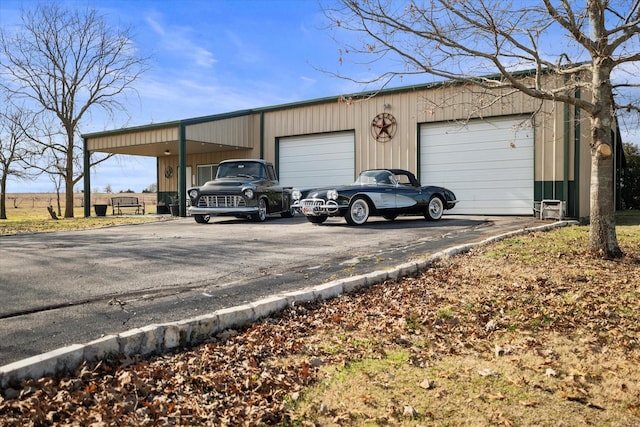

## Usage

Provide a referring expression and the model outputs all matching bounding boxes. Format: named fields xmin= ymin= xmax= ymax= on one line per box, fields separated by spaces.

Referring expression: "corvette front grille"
xmin=300 ymin=200 xmax=324 ymax=209
xmin=198 ymin=195 xmax=246 ymax=208
xmin=299 ymin=198 xmax=340 ymax=215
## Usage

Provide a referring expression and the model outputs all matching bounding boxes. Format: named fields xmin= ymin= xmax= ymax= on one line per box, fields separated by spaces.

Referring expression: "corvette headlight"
xmin=188 ymin=189 xmax=199 ymax=199
xmin=243 ymin=188 xmax=254 ymax=199
xmin=327 ymin=190 xmax=338 ymax=200
xmin=292 ymin=189 xmax=302 ymax=200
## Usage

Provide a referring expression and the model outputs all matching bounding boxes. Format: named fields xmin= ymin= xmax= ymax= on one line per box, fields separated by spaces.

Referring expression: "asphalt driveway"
xmin=0 ymin=214 xmax=542 ymax=366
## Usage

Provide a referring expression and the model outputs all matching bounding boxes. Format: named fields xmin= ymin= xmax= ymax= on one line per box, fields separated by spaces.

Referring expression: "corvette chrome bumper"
xmin=293 ymin=199 xmax=343 ymax=215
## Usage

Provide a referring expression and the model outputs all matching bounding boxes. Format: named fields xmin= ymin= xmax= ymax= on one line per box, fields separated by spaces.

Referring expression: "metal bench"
xmin=111 ymin=196 xmax=145 ymax=215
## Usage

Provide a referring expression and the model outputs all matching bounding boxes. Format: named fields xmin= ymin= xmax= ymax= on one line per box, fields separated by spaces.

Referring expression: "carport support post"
xmin=83 ymin=138 xmax=91 ymax=218
xmin=178 ymin=123 xmax=187 ymax=217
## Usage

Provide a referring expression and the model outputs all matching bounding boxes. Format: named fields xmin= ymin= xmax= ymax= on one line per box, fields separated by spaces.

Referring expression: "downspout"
xmin=541 ymin=114 xmax=546 ymax=201
xmin=156 ymin=157 xmax=160 ymax=212
xmin=553 ymin=105 xmax=557 ymax=199
xmin=83 ymin=138 xmax=91 ymax=218
xmin=178 ymin=122 xmax=187 ymax=217
xmin=574 ymin=90 xmax=581 ymax=218
xmin=563 ymin=97 xmax=570 ymax=213
xmin=260 ymin=111 xmax=265 ymax=159
xmin=612 ymin=118 xmax=618 ymax=210
xmin=416 ymin=122 xmax=421 ymax=180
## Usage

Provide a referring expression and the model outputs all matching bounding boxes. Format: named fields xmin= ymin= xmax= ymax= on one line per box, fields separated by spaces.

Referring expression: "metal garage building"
xmin=82 ymin=71 xmax=620 ymax=220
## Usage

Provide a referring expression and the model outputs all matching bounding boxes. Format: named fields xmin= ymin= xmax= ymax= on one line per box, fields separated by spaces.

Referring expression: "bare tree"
xmin=326 ymin=0 xmax=640 ymax=258
xmin=0 ymin=3 xmax=149 ymax=218
xmin=24 ymin=118 xmax=106 ymax=217
xmin=0 ymin=102 xmax=38 ymax=220
xmin=48 ymin=169 xmax=64 ymax=218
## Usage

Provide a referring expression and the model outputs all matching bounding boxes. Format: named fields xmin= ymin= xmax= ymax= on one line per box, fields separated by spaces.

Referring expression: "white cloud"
xmin=142 ymin=12 xmax=216 ymax=70
xmin=190 ymin=46 xmax=216 ymax=68
xmin=145 ymin=13 xmax=165 ymax=37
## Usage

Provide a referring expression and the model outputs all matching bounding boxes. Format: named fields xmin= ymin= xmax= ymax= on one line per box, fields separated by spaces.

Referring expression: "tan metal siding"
xmin=186 ymin=116 xmax=255 ymax=148
xmin=87 ymin=126 xmax=179 ymax=151
xmin=262 ymin=101 xmax=355 ymax=148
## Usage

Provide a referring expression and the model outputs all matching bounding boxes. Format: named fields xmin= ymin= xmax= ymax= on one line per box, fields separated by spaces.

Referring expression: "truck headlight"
xmin=188 ymin=189 xmax=199 ymax=199
xmin=243 ymin=188 xmax=254 ymax=199
xmin=292 ymin=189 xmax=302 ymax=200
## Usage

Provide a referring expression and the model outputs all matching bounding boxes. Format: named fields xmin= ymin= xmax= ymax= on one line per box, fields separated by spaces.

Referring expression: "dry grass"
xmin=0 ymin=193 xmax=162 ymax=235
xmin=290 ymin=222 xmax=640 ymax=426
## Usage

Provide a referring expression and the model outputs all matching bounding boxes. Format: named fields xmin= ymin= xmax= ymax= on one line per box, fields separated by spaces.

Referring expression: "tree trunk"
xmin=588 ymin=62 xmax=623 ymax=258
xmin=0 ymin=174 xmax=7 ymax=220
xmin=64 ymin=175 xmax=74 ymax=218
xmin=57 ymin=189 xmax=63 ymax=217
xmin=589 ymin=143 xmax=622 ymax=258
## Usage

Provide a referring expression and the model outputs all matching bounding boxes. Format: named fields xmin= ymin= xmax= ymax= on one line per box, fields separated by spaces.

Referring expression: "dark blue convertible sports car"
xmin=291 ymin=168 xmax=458 ymax=225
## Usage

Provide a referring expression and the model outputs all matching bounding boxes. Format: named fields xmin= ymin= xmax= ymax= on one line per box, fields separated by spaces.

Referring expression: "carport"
xmin=81 ymin=110 xmax=258 ymax=217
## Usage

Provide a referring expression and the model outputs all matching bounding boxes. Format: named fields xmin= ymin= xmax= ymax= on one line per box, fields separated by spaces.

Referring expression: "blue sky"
xmin=1 ymin=0 xmax=381 ymax=193
xmin=2 ymin=1 xmax=639 ymax=193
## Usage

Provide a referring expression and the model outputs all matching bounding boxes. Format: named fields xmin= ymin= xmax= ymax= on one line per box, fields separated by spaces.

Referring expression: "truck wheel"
xmin=252 ymin=198 xmax=268 ymax=222
xmin=281 ymin=205 xmax=295 ymax=218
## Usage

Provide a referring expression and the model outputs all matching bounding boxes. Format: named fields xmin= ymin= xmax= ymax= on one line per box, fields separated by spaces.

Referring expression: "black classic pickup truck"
xmin=186 ymin=159 xmax=294 ymax=224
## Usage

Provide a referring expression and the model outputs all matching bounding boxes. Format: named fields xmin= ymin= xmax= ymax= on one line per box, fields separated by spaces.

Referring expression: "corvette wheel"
xmin=307 ymin=215 xmax=328 ymax=224
xmin=193 ymin=214 xmax=210 ymax=224
xmin=346 ymin=197 xmax=370 ymax=226
xmin=425 ymin=196 xmax=444 ymax=221
xmin=252 ymin=198 xmax=268 ymax=222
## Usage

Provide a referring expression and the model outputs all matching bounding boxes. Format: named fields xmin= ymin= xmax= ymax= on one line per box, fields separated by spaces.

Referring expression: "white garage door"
xmin=279 ymin=132 xmax=355 ymax=188
xmin=420 ymin=116 xmax=534 ymax=215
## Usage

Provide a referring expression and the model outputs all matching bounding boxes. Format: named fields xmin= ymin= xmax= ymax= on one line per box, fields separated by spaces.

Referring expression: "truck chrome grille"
xmin=198 ymin=195 xmax=246 ymax=208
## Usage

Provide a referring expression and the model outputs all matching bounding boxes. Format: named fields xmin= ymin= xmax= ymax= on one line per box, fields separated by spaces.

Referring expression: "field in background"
xmin=4 ymin=192 xmax=157 ymax=211
xmin=1 ymin=193 xmax=163 ymax=234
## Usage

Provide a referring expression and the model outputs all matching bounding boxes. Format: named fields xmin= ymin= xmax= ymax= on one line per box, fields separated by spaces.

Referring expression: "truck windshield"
xmin=216 ymin=162 xmax=264 ymax=179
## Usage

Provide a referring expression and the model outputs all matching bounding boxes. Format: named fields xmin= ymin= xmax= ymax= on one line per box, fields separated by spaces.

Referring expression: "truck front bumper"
xmin=187 ymin=206 xmax=259 ymax=216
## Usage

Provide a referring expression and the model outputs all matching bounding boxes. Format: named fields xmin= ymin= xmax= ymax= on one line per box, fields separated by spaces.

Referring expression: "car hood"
xmin=199 ymin=177 xmax=261 ymax=190
xmin=302 ymin=183 xmax=373 ymax=197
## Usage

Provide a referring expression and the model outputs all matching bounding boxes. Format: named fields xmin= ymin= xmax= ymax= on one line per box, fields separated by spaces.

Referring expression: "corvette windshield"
xmin=355 ymin=170 xmax=396 ymax=185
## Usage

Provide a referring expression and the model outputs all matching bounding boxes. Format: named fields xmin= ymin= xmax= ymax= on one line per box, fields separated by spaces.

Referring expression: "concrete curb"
xmin=0 ymin=220 xmax=577 ymax=388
